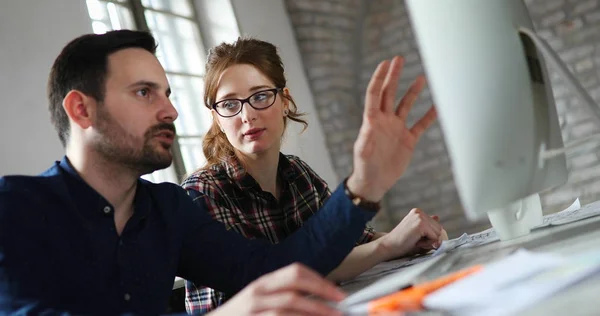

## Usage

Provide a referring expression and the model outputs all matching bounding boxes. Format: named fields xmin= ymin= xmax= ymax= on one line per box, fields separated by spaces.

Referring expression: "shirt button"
xmin=124 ymin=293 xmax=131 ymax=301
xmin=103 ymin=206 xmax=112 ymax=214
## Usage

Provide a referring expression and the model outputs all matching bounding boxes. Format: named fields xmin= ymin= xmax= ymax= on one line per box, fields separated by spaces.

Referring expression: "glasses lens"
xmin=249 ymin=90 xmax=276 ymax=109
xmin=215 ymin=100 xmax=241 ymax=117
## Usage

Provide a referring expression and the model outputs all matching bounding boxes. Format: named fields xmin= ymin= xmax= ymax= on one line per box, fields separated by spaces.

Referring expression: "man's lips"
xmin=154 ymin=130 xmax=175 ymax=143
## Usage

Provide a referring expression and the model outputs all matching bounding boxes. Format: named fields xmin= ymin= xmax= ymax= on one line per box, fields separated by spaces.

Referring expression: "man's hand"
xmin=375 ymin=208 xmax=448 ymax=260
xmin=208 ymin=263 xmax=345 ymax=316
xmin=347 ymin=56 xmax=437 ymax=202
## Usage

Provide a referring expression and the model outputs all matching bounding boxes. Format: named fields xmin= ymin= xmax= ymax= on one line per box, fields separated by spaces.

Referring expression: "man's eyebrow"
xmin=128 ymin=80 xmax=171 ymax=96
xmin=127 ymin=80 xmax=160 ymax=89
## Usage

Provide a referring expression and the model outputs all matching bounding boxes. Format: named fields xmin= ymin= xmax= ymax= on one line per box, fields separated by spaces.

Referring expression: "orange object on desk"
xmin=368 ymin=264 xmax=484 ymax=314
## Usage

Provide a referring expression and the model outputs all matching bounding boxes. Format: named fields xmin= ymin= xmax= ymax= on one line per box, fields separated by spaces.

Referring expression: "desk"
xmin=341 ymin=208 xmax=600 ymax=315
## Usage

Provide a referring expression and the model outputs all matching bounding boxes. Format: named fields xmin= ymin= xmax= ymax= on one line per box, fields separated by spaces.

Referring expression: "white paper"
xmin=425 ymin=249 xmax=600 ymax=316
xmin=465 ymin=227 xmax=499 ymax=247
xmin=537 ymin=198 xmax=582 ymax=227
xmin=544 ymin=199 xmax=600 ymax=226
xmin=424 ymin=249 xmax=564 ymax=311
xmin=432 ymin=233 xmax=469 ymax=255
xmin=452 ymin=227 xmax=499 ymax=250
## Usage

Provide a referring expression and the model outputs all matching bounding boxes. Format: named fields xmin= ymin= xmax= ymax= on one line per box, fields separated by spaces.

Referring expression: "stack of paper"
xmin=541 ymin=199 xmax=600 ymax=226
xmin=432 ymin=233 xmax=469 ymax=255
xmin=435 ymin=197 xmax=592 ymax=253
xmin=538 ymin=198 xmax=582 ymax=227
xmin=424 ymin=249 xmax=600 ymax=316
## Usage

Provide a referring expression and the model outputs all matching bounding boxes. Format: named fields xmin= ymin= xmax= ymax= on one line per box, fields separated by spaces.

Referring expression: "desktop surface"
xmin=341 ymin=206 xmax=600 ymax=315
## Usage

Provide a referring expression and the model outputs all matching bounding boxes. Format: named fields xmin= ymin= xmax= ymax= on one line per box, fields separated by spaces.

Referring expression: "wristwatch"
xmin=343 ymin=177 xmax=381 ymax=212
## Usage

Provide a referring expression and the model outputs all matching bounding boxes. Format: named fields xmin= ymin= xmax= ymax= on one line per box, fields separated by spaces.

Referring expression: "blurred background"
xmin=1 ymin=0 xmax=600 ymax=240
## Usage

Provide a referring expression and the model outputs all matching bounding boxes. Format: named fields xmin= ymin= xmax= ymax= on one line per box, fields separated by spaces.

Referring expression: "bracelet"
xmin=343 ymin=177 xmax=381 ymax=212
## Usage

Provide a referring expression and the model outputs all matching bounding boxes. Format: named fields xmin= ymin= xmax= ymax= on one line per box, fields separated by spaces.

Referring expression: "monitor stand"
xmin=487 ymin=193 xmax=543 ymax=241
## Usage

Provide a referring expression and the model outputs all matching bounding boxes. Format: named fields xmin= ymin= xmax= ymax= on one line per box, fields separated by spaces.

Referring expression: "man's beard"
xmin=94 ymin=107 xmax=176 ymax=175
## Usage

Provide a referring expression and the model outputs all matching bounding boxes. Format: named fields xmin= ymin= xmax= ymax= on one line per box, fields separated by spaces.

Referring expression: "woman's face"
xmin=213 ymin=64 xmax=289 ymax=157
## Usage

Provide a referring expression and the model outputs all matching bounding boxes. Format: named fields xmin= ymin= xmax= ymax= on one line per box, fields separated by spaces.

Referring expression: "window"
xmin=85 ymin=0 xmax=238 ymax=184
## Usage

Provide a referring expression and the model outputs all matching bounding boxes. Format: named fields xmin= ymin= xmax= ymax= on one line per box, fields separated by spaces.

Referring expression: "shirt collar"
xmin=277 ymin=153 xmax=297 ymax=182
xmin=223 ymin=156 xmax=256 ymax=190
xmin=58 ymin=156 xmax=151 ymax=220
xmin=223 ymin=153 xmax=297 ymax=190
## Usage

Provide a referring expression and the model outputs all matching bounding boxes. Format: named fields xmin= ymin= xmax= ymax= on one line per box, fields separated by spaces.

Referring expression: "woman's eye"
xmin=223 ymin=102 xmax=237 ymax=109
xmin=252 ymin=93 xmax=267 ymax=102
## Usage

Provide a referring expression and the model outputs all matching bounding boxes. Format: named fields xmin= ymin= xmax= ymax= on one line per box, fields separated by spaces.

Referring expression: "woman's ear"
xmin=282 ymin=87 xmax=291 ymax=115
xmin=63 ymin=90 xmax=95 ymax=130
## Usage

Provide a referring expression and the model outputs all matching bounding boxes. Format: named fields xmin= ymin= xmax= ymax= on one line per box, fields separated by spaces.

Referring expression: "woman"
xmin=182 ymin=37 xmax=447 ymax=314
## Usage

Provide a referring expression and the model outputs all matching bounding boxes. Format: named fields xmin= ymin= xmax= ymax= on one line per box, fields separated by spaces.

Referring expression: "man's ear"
xmin=62 ymin=90 xmax=95 ymax=129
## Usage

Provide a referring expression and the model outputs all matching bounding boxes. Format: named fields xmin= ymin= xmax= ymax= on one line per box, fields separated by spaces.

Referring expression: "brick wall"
xmin=285 ymin=0 xmax=365 ymax=181
xmin=285 ymin=0 xmax=600 ymax=237
xmin=357 ymin=0 xmax=472 ymax=234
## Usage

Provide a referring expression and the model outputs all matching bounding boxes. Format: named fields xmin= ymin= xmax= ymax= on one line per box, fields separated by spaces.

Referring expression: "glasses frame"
xmin=212 ymin=87 xmax=283 ymax=118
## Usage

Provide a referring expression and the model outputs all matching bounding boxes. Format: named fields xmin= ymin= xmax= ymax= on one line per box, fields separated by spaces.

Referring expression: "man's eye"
xmin=136 ymin=88 xmax=150 ymax=97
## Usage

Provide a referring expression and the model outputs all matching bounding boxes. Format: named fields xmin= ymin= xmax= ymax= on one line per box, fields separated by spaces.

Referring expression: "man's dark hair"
xmin=47 ymin=30 xmax=158 ymax=147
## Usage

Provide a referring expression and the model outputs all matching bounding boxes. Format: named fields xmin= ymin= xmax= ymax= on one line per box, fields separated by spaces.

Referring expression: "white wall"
xmin=0 ymin=0 xmax=92 ymax=176
xmin=230 ymin=0 xmax=339 ymax=186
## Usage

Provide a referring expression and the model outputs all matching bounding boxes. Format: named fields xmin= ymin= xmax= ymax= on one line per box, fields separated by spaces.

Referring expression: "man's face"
xmin=91 ymin=48 xmax=178 ymax=175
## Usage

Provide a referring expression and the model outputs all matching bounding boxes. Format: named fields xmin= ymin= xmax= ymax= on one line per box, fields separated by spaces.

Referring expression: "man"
xmin=0 ymin=30 xmax=440 ymax=315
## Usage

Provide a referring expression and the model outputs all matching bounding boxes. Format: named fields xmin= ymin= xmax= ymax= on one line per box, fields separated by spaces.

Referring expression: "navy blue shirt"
xmin=0 ymin=157 xmax=375 ymax=315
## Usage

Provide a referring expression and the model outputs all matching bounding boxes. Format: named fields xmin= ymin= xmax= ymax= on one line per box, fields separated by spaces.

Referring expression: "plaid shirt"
xmin=181 ymin=153 xmax=375 ymax=314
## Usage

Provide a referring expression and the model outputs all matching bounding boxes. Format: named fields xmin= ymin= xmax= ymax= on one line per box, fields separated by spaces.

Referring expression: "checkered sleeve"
xmin=180 ymin=171 xmax=235 ymax=314
xmin=184 ymin=280 xmax=225 ymax=314
xmin=290 ymin=156 xmax=331 ymax=206
xmin=181 ymin=170 xmax=245 ymax=234
xmin=357 ymin=225 xmax=376 ymax=244
xmin=292 ymin=156 xmax=375 ymax=245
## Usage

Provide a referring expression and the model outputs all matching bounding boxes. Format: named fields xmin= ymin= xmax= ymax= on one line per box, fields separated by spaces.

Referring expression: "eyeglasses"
xmin=212 ymin=88 xmax=283 ymax=118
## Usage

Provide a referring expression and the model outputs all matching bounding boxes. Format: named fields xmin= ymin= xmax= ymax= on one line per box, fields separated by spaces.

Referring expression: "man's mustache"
xmin=147 ymin=123 xmax=177 ymax=137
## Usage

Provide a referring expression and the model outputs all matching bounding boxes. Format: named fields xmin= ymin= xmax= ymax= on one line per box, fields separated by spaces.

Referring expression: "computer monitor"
xmin=404 ymin=0 xmax=589 ymax=222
